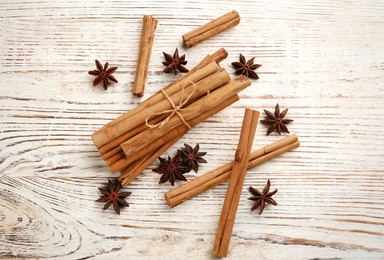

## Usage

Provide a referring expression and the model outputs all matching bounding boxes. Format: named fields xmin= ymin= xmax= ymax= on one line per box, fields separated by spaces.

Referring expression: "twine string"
xmin=145 ymin=82 xmax=199 ymax=129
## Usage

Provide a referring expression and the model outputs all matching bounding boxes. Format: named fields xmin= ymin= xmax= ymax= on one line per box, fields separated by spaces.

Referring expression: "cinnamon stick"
xmin=209 ymin=48 xmax=228 ymax=64
xmin=165 ymin=134 xmax=299 ymax=208
xmin=183 ymin=11 xmax=240 ymax=48
xmin=120 ymin=75 xmax=251 ymax=159
xmin=133 ymin=15 xmax=158 ymax=97
xmin=118 ymin=95 xmax=240 ymax=186
xmin=92 ymin=60 xmax=221 ymax=148
xmin=213 ymin=108 xmax=259 ymax=257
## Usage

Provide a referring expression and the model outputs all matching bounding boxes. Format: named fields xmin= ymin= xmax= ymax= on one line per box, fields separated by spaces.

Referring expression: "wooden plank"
xmin=1 ymin=0 xmax=384 ymax=258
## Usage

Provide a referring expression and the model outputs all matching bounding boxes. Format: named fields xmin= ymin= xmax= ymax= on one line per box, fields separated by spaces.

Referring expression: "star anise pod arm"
xmin=248 ymin=179 xmax=278 ymax=215
xmin=96 ymin=180 xmax=131 ymax=215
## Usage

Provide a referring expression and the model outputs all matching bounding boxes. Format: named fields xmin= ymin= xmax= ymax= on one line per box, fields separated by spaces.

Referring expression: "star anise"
xmin=88 ymin=60 xmax=118 ymax=90
xmin=248 ymin=179 xmax=278 ymax=215
xmin=178 ymin=143 xmax=207 ymax=173
xmin=153 ymin=153 xmax=190 ymax=186
xmin=260 ymin=103 xmax=293 ymax=135
xmin=231 ymin=54 xmax=261 ymax=79
xmin=162 ymin=48 xmax=189 ymax=75
xmin=96 ymin=179 xmax=131 ymax=215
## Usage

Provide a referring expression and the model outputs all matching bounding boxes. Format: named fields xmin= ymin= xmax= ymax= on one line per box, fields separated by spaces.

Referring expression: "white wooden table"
xmin=1 ymin=1 xmax=384 ymax=259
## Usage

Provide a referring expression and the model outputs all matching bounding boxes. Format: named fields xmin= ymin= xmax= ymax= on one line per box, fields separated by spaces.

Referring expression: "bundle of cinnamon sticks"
xmin=92 ymin=48 xmax=254 ymax=186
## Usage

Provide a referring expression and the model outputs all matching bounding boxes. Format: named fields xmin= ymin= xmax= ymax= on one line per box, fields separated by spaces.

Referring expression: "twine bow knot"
xmin=145 ymin=82 xmax=198 ymax=129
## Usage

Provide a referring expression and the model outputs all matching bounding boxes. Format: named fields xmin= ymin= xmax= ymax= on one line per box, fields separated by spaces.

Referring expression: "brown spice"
xmin=178 ymin=143 xmax=207 ymax=173
xmin=248 ymin=179 xmax=278 ymax=215
xmin=96 ymin=179 xmax=131 ymax=215
xmin=88 ymin=60 xmax=118 ymax=90
xmin=152 ymin=153 xmax=190 ymax=186
xmin=162 ymin=48 xmax=189 ymax=75
xmin=132 ymin=15 xmax=158 ymax=97
xmin=182 ymin=11 xmax=240 ymax=48
xmin=260 ymin=103 xmax=293 ymax=135
xmin=213 ymin=108 xmax=260 ymax=257
xmin=231 ymin=54 xmax=261 ymax=79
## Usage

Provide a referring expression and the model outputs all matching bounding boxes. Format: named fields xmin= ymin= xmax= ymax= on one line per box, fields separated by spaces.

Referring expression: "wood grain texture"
xmin=1 ymin=0 xmax=384 ymax=259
